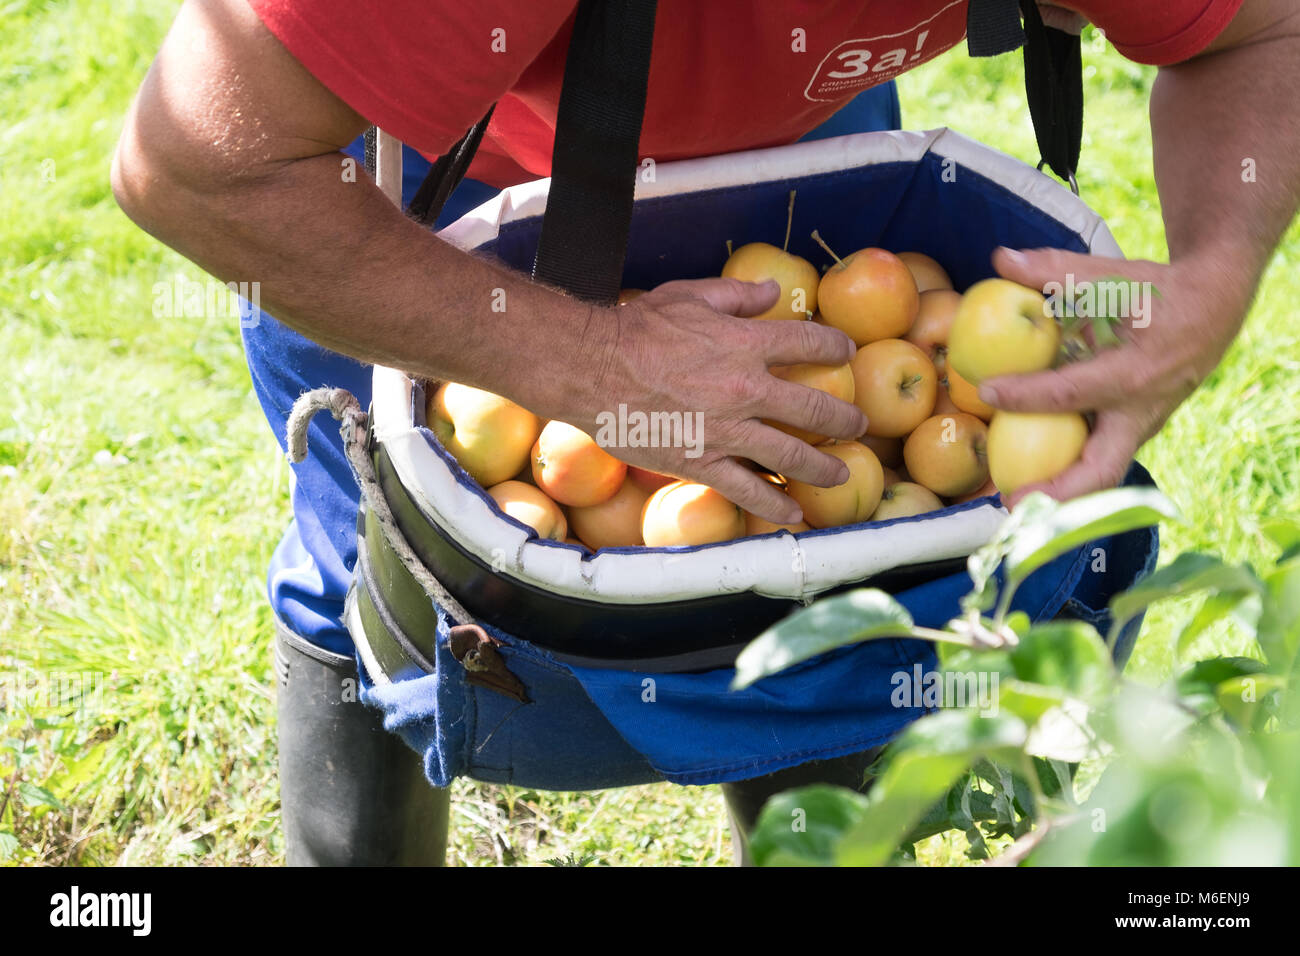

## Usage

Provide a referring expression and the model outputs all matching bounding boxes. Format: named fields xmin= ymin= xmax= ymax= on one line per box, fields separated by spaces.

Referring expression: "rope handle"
xmin=285 ymin=386 xmax=477 ymax=628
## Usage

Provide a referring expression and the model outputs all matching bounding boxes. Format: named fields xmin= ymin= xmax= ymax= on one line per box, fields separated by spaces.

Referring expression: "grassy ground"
xmin=2 ymin=1 xmax=1296 ymax=866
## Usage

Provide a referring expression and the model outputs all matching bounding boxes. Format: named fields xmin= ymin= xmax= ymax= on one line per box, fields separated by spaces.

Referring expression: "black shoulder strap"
xmin=966 ymin=0 xmax=1083 ymax=190
xmin=530 ymin=0 xmax=657 ymax=303
xmin=370 ymin=0 xmax=657 ymax=306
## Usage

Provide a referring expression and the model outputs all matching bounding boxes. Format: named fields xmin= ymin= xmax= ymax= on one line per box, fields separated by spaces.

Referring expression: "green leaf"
xmin=1177 ymin=656 xmax=1267 ymax=695
xmin=1174 ymin=657 xmax=1266 ymax=715
xmin=997 ymin=678 xmax=1067 ymax=725
xmin=1216 ymin=674 xmax=1287 ymax=730
xmin=836 ymin=711 xmax=1028 ymax=866
xmin=1177 ymin=591 xmax=1261 ymax=659
xmin=750 ymin=784 xmax=871 ymax=866
xmin=17 ymin=781 xmax=64 ymax=811
xmin=1257 ymin=561 xmax=1300 ymax=675
xmin=962 ymin=495 xmax=1059 ymax=616
xmin=1035 ymin=758 xmax=1076 ymax=803
xmin=836 ymin=750 xmax=976 ymax=866
xmin=1025 ymin=699 xmax=1101 ymax=761
xmin=731 ymin=589 xmax=914 ymax=690
xmin=1003 ymin=488 xmax=1178 ymax=593
xmin=1110 ymin=553 xmax=1261 ymax=639
xmin=1009 ymin=620 xmax=1113 ymax=700
xmin=0 ymin=831 xmax=18 ymax=862
xmin=1262 ymin=518 xmax=1300 ymax=564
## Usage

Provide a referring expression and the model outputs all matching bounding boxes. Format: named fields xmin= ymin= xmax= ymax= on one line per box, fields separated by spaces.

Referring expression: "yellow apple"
xmin=567 ymin=476 xmax=650 ymax=550
xmin=722 ymin=242 xmax=819 ymax=320
xmin=903 ymin=413 xmax=990 ymax=498
xmin=487 ymin=480 xmax=567 ymax=540
xmin=813 ymin=236 xmax=919 ymax=345
xmin=764 ymin=361 xmax=856 ymax=445
xmin=946 ymin=365 xmax=995 ymax=421
xmin=428 ymin=383 xmax=543 ymax=488
xmin=986 ymin=411 xmax=1089 ymax=495
xmin=947 ymin=278 xmax=1059 ymax=385
xmin=871 ymin=481 xmax=944 ymax=521
xmin=850 ymin=338 xmax=938 ymax=438
xmin=905 ymin=289 xmax=962 ymax=370
xmin=642 ymin=481 xmax=747 ymax=547
xmin=744 ymin=507 xmax=810 ymax=536
xmin=784 ymin=440 xmax=884 ymax=529
xmin=896 ymin=251 xmax=953 ymax=293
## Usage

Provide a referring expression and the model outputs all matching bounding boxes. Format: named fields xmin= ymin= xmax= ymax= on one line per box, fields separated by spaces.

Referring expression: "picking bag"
xmin=344 ymin=128 xmax=1160 ymax=790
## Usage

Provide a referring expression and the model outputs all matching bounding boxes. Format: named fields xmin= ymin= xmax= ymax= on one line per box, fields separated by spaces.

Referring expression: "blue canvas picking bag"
xmin=343 ymin=127 xmax=1160 ymax=791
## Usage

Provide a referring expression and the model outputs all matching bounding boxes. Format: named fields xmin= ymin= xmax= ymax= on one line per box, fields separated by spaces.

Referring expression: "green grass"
xmin=2 ymin=4 xmax=1296 ymax=865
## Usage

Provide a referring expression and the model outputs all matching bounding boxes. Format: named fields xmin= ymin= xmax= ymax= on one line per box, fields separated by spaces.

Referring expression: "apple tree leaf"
xmin=1109 ymin=553 xmax=1262 ymax=645
xmin=731 ymin=589 xmax=914 ymax=690
xmin=836 ymin=710 xmax=1028 ymax=866
xmin=749 ymin=784 xmax=871 ymax=866
xmin=1009 ymin=620 xmax=1113 ymax=701
xmin=1262 ymin=518 xmax=1300 ymax=565
xmin=1004 ymin=488 xmax=1178 ymax=593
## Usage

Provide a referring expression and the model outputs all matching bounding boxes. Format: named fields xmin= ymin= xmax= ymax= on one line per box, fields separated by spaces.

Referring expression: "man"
xmin=113 ymin=0 xmax=1300 ymax=865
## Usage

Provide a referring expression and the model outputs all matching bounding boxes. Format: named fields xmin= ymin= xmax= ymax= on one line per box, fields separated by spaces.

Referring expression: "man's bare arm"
xmin=112 ymin=0 xmax=868 ymax=522
xmin=981 ymin=0 xmax=1300 ymax=502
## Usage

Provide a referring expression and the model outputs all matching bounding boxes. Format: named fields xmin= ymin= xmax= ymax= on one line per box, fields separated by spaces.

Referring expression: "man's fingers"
xmin=991 ymin=245 xmax=1124 ymax=290
xmin=1001 ymin=412 xmax=1139 ymax=508
xmin=760 ymin=379 xmax=867 ymax=442
xmin=657 ymin=276 xmax=781 ymax=318
xmin=759 ymin=317 xmax=858 ymax=368
xmin=691 ymin=457 xmax=804 ymax=526
xmin=979 ymin=347 xmax=1137 ymax=413
xmin=729 ymin=421 xmax=851 ymax=489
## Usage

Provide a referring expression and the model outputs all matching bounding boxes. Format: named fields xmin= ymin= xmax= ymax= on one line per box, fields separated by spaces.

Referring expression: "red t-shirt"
xmin=247 ymin=0 xmax=1242 ymax=188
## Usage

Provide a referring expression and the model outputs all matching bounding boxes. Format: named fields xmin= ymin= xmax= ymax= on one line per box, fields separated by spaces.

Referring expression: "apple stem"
xmin=725 ymin=238 xmax=734 ymax=258
xmin=783 ymin=190 xmax=796 ymax=252
xmin=810 ymin=230 xmax=846 ymax=270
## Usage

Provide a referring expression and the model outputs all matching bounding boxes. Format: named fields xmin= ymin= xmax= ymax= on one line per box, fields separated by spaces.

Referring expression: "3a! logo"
xmin=49 ymin=886 xmax=151 ymax=936
xmin=804 ymin=0 xmax=965 ymax=101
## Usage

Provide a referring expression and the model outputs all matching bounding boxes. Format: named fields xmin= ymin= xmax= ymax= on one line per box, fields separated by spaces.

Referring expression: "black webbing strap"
xmin=966 ymin=0 xmax=1025 ymax=56
xmin=530 ymin=0 xmax=658 ymax=303
xmin=966 ymin=0 xmax=1084 ymax=189
xmin=407 ymin=105 xmax=496 ymax=225
xmin=1020 ymin=0 xmax=1082 ymax=187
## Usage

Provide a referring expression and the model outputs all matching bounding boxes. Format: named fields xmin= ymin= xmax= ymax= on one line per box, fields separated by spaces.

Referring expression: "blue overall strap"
xmin=966 ymin=0 xmax=1084 ymax=187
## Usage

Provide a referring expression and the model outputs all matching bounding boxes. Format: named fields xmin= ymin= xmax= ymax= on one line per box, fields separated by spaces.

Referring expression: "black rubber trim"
xmin=357 ymin=440 xmax=969 ymax=670
xmin=355 ymin=536 xmax=437 ymax=676
xmin=274 ymin=612 xmax=357 ymax=670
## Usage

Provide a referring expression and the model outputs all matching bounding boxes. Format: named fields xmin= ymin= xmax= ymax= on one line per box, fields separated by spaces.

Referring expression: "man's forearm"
xmin=113 ymin=128 xmax=607 ymax=414
xmin=1151 ymin=7 xmax=1300 ymax=304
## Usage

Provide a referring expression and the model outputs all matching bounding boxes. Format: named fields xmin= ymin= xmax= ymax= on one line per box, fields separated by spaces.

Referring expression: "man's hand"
xmin=978 ymin=246 xmax=1249 ymax=506
xmin=543 ymin=277 xmax=867 ymax=524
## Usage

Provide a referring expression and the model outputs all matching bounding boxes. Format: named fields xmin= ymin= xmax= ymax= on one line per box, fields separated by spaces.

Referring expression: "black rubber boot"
xmin=274 ymin=618 xmax=450 ymax=866
xmin=720 ymin=747 xmax=885 ymax=867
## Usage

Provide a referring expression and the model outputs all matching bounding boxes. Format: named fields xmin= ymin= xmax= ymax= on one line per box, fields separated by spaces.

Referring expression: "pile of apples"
xmin=426 ymin=218 xmax=1088 ymax=552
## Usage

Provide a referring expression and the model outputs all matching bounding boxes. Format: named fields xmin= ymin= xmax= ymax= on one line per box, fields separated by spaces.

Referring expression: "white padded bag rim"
xmin=370 ymin=128 xmax=1122 ymax=605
